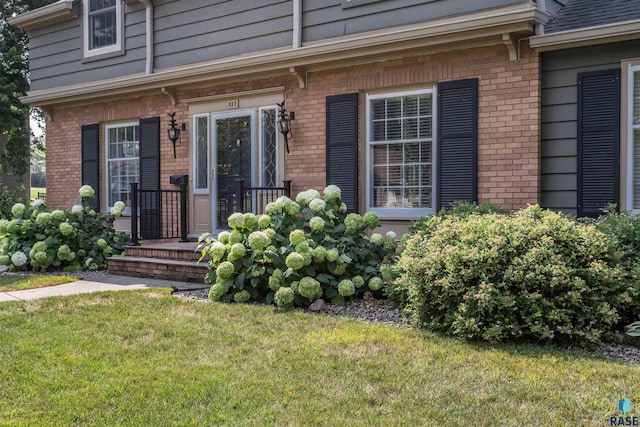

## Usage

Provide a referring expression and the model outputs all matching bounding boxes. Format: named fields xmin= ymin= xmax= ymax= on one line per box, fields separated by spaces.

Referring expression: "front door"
xmin=212 ymin=110 xmax=256 ymax=231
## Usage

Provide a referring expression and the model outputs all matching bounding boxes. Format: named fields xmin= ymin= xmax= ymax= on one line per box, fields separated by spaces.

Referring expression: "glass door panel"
xmin=213 ymin=112 xmax=254 ymax=231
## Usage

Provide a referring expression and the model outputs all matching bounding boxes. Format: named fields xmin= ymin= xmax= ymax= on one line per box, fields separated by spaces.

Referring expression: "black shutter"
xmin=577 ymin=69 xmax=620 ymax=218
xmin=139 ymin=117 xmax=161 ymax=239
xmin=326 ymin=93 xmax=359 ymax=213
xmin=81 ymin=123 xmax=100 ymax=211
xmin=437 ymin=78 xmax=478 ymax=210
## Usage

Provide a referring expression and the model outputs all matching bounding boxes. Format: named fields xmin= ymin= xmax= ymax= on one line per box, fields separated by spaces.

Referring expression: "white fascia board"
xmin=530 ymin=19 xmax=640 ymax=52
xmin=22 ymin=2 xmax=548 ymax=106
xmin=7 ymin=0 xmax=77 ymax=31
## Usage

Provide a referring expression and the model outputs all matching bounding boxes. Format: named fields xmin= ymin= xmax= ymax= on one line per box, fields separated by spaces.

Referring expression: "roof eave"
xmin=530 ymin=19 xmax=640 ymax=52
xmin=22 ymin=2 xmax=547 ymax=107
xmin=7 ymin=0 xmax=78 ymax=32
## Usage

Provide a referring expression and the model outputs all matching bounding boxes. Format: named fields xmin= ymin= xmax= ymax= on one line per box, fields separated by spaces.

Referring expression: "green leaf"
xmin=222 ymin=278 xmax=234 ymax=292
xmin=339 ymin=254 xmax=352 ymax=264
xmin=235 ymin=273 xmax=246 ymax=289
xmin=325 ymin=287 xmax=338 ymax=298
xmin=316 ymin=273 xmax=333 ymax=284
xmin=333 ymin=224 xmax=346 ymax=234
xmin=250 ymin=276 xmax=260 ymax=287
xmin=265 ymin=250 xmax=285 ymax=269
xmin=265 ymin=292 xmax=274 ymax=305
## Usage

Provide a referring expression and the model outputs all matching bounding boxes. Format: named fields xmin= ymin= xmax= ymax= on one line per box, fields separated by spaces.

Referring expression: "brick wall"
xmin=45 ymin=41 xmax=540 ymax=214
xmin=284 ymin=42 xmax=541 ymax=210
xmin=45 ymin=95 xmax=190 ymax=209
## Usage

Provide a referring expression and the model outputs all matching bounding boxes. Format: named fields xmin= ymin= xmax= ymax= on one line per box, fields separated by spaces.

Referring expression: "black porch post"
xmin=129 ymin=182 xmax=140 ymax=246
xmin=179 ymin=182 xmax=188 ymax=242
xmin=235 ymin=179 xmax=245 ymax=213
xmin=283 ymin=180 xmax=292 ymax=198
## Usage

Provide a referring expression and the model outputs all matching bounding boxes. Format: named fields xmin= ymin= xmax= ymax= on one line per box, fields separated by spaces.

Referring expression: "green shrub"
xmin=0 ymin=185 xmax=25 ymax=220
xmin=410 ymin=201 xmax=509 ymax=235
xmin=198 ymin=185 xmax=396 ymax=308
xmin=0 ymin=185 xmax=129 ymax=271
xmin=397 ymin=205 xmax=635 ymax=346
xmin=583 ymin=205 xmax=640 ymax=327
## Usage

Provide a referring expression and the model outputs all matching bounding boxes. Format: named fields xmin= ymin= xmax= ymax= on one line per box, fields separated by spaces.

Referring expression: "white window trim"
xmin=104 ymin=121 xmax=139 ymax=212
xmin=193 ymin=113 xmax=210 ymax=195
xmin=365 ymin=88 xmax=437 ymax=218
xmin=626 ymin=64 xmax=640 ymax=214
xmin=83 ymin=0 xmax=123 ymax=58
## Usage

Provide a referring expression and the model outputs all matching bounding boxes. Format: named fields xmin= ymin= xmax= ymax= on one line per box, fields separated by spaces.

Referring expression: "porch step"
xmin=107 ymin=256 xmax=209 ymax=282
xmin=107 ymin=242 xmax=210 ymax=283
xmin=124 ymin=244 xmax=206 ymax=262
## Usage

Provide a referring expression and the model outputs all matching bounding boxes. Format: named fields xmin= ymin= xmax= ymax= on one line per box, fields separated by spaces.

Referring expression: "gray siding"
xmin=29 ymin=3 xmax=147 ymax=91
xmin=303 ymin=0 xmax=528 ymax=43
xmin=26 ymin=0 xmax=534 ymax=91
xmin=153 ymin=0 xmax=292 ymax=70
xmin=28 ymin=0 xmax=293 ymax=91
xmin=540 ymin=39 xmax=640 ymax=214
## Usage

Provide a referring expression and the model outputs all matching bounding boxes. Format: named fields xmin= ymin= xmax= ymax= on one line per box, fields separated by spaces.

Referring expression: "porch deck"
xmin=107 ymin=241 xmax=210 ymax=283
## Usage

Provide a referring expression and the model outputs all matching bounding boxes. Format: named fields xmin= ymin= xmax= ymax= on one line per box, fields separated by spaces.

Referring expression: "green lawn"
xmin=0 ymin=289 xmax=638 ymax=426
xmin=29 ymin=187 xmax=45 ymax=201
xmin=0 ymin=274 xmax=76 ymax=292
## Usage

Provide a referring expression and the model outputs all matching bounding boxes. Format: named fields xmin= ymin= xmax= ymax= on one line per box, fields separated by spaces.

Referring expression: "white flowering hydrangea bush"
xmin=0 ymin=185 xmax=129 ymax=272
xmin=198 ymin=185 xmax=397 ymax=308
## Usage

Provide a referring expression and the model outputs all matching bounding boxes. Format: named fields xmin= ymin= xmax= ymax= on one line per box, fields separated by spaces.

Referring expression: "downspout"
xmin=138 ymin=0 xmax=154 ymax=74
xmin=293 ymin=0 xmax=301 ymax=49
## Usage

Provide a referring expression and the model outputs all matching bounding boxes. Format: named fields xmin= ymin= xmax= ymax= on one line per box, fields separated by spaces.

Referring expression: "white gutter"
xmin=6 ymin=0 xmax=76 ymax=31
xmin=530 ymin=19 xmax=640 ymax=52
xmin=137 ymin=0 xmax=154 ymax=74
xmin=293 ymin=0 xmax=302 ymax=49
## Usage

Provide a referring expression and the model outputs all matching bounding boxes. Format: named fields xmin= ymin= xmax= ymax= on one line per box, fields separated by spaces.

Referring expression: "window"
xmin=84 ymin=0 xmax=122 ymax=57
xmin=260 ymin=107 xmax=278 ymax=187
xmin=366 ymin=89 xmax=435 ymax=217
xmin=192 ymin=107 xmax=279 ymax=193
xmin=629 ymin=66 xmax=640 ymax=211
xmin=194 ymin=115 xmax=209 ymax=192
xmin=106 ymin=123 xmax=139 ymax=210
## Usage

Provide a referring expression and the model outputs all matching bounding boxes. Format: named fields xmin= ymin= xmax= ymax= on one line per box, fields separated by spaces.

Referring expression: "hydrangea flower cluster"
xmin=0 ymin=185 xmax=129 ymax=272
xmin=79 ymin=185 xmax=95 ymax=199
xmin=110 ymin=201 xmax=126 ymax=217
xmin=198 ymin=184 xmax=396 ymax=308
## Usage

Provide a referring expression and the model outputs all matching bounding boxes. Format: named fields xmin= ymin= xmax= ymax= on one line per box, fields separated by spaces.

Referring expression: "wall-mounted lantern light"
xmin=276 ymin=101 xmax=295 ymax=154
xmin=167 ymin=112 xmax=186 ymax=158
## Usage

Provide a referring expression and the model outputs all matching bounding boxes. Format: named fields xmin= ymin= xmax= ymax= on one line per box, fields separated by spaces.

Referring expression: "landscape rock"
xmin=308 ymin=299 xmax=328 ymax=312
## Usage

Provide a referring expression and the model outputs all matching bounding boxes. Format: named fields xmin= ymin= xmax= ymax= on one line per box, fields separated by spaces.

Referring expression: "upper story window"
xmin=366 ymin=89 xmax=436 ymax=218
xmin=84 ymin=0 xmax=122 ymax=58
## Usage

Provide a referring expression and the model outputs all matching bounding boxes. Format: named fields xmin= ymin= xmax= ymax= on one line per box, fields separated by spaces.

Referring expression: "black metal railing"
xmin=37 ymin=192 xmax=46 ymax=202
xmin=129 ymin=182 xmax=188 ymax=246
xmin=235 ymin=179 xmax=292 ymax=214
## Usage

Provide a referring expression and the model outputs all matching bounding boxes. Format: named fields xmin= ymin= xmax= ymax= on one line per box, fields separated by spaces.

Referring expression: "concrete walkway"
xmin=0 ymin=274 xmax=208 ymax=302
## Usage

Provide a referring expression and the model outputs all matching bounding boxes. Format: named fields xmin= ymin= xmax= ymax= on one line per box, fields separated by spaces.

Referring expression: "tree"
xmin=0 ymin=0 xmax=55 ymax=176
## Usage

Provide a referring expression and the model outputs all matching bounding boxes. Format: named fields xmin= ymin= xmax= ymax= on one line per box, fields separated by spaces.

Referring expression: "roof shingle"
xmin=545 ymin=0 xmax=640 ymax=33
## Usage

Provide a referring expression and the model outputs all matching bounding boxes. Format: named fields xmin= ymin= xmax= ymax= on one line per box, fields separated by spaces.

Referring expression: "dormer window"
xmin=83 ymin=0 xmax=122 ymax=58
